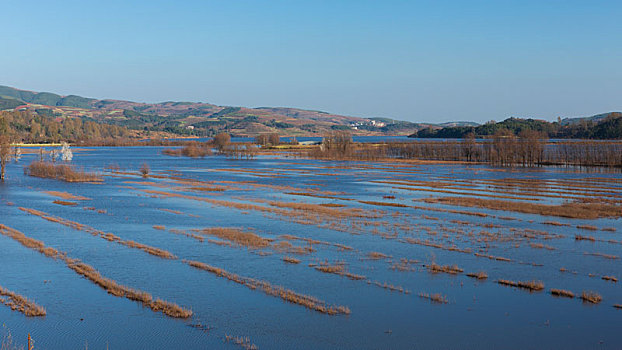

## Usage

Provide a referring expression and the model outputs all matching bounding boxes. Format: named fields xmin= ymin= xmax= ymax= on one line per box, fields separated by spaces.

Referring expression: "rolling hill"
xmin=0 ymin=85 xmax=426 ymax=137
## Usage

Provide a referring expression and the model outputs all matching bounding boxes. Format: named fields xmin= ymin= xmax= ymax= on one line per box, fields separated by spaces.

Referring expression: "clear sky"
xmin=1 ymin=0 xmax=621 ymax=123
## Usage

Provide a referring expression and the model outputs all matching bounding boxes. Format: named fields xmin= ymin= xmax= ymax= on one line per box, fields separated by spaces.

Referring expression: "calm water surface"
xmin=0 ymin=147 xmax=620 ymax=349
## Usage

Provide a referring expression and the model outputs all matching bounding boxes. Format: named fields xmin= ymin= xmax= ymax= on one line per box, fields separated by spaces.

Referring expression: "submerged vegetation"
xmin=0 ymin=224 xmax=192 ymax=318
xmin=25 ymin=161 xmax=102 ymax=182
xmin=0 ymin=286 xmax=46 ymax=317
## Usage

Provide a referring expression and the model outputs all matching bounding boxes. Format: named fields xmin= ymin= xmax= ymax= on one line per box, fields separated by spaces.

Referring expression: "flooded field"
xmin=1 ymin=147 xmax=620 ymax=349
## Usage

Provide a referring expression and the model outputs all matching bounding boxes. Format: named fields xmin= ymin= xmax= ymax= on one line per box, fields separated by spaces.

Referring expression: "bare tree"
xmin=0 ymin=135 xmax=13 ymax=181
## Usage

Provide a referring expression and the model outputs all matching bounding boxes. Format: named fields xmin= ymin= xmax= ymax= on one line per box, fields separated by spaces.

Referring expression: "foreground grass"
xmin=0 ymin=224 xmax=191 ymax=319
xmin=0 ymin=286 xmax=46 ymax=317
xmin=19 ymin=207 xmax=176 ymax=260
xmin=184 ymin=259 xmax=350 ymax=315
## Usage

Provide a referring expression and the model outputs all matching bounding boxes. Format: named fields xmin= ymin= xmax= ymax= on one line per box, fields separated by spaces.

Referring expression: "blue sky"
xmin=1 ymin=0 xmax=620 ymax=123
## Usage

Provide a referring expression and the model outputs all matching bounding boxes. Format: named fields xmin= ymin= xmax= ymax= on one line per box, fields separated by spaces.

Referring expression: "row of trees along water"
xmin=306 ymin=130 xmax=622 ymax=168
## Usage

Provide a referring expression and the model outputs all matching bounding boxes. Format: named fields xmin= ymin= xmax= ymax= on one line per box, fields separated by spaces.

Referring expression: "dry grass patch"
xmin=26 ymin=161 xmax=103 ymax=183
xmin=0 ymin=286 xmax=46 ymax=317
xmin=584 ymin=252 xmax=619 ymax=260
xmin=315 ymin=261 xmax=366 ymax=280
xmin=422 ymin=196 xmax=622 ymax=219
xmin=44 ymin=191 xmax=91 ymax=201
xmin=575 ymin=235 xmax=596 ymax=242
xmin=427 ymin=263 xmax=463 ymax=275
xmin=367 ymin=252 xmax=389 ymax=260
xmin=466 ymin=271 xmax=488 ymax=280
xmin=224 ymin=334 xmax=258 ymax=350
xmin=0 ymin=224 xmax=191 ymax=318
xmin=550 ymin=289 xmax=574 ymax=298
xmin=184 ymin=260 xmax=350 ymax=315
xmin=498 ymin=279 xmax=544 ymax=292
xmin=53 ymin=200 xmax=78 ymax=206
xmin=581 ymin=291 xmax=602 ymax=304
xmin=282 ymin=256 xmax=301 ymax=264
xmin=198 ymin=227 xmax=271 ymax=249
xmin=419 ymin=292 xmax=448 ymax=304
xmin=602 ymin=276 xmax=618 ymax=283
xmin=19 ymin=207 xmax=176 ymax=260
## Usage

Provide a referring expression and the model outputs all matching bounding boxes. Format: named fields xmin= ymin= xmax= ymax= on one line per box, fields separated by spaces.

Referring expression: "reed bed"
xmin=367 ymin=252 xmax=389 ymax=260
xmin=576 ymin=225 xmax=598 ymax=231
xmin=314 ymin=261 xmax=366 ymax=280
xmin=224 ymin=335 xmax=258 ymax=350
xmin=53 ymin=200 xmax=78 ymax=206
xmin=19 ymin=207 xmax=176 ymax=259
xmin=44 ymin=191 xmax=91 ymax=200
xmin=427 ymin=263 xmax=463 ymax=275
xmin=0 ymin=286 xmax=46 ymax=317
xmin=370 ymin=280 xmax=410 ymax=294
xmin=418 ymin=293 xmax=448 ymax=304
xmin=184 ymin=260 xmax=350 ymax=315
xmin=575 ymin=235 xmax=596 ymax=242
xmin=422 ymin=196 xmax=621 ymax=219
xmin=602 ymin=276 xmax=618 ymax=282
xmin=282 ymin=256 xmax=301 ymax=264
xmin=581 ymin=291 xmax=603 ymax=304
xmin=497 ymin=279 xmax=544 ymax=292
xmin=584 ymin=252 xmax=619 ymax=260
xmin=26 ymin=161 xmax=103 ymax=183
xmin=0 ymin=224 xmax=191 ymax=318
xmin=198 ymin=228 xmax=271 ymax=248
xmin=466 ymin=271 xmax=488 ymax=280
xmin=550 ymin=289 xmax=575 ymax=298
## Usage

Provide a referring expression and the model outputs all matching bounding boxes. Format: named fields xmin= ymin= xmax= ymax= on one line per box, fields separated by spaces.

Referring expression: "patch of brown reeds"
xmin=198 ymin=228 xmax=271 ymax=249
xmin=581 ymin=291 xmax=602 ymax=304
xmin=153 ymin=225 xmax=166 ymax=230
xmin=0 ymin=224 xmax=191 ymax=318
xmin=224 ymin=334 xmax=258 ymax=350
xmin=53 ymin=200 xmax=78 ymax=206
xmin=422 ymin=196 xmax=622 ymax=219
xmin=314 ymin=261 xmax=366 ymax=280
xmin=0 ymin=286 xmax=46 ymax=317
xmin=427 ymin=263 xmax=463 ymax=275
xmin=26 ymin=161 xmax=103 ymax=183
xmin=419 ymin=292 xmax=448 ymax=304
xmin=19 ymin=207 xmax=176 ymax=259
xmin=550 ymin=289 xmax=574 ymax=298
xmin=584 ymin=252 xmax=619 ymax=260
xmin=184 ymin=260 xmax=350 ymax=315
xmin=497 ymin=279 xmax=544 ymax=292
xmin=575 ymin=235 xmax=596 ymax=242
xmin=576 ymin=225 xmax=598 ymax=231
xmin=282 ymin=256 xmax=301 ymax=264
xmin=44 ymin=191 xmax=91 ymax=201
xmin=367 ymin=252 xmax=389 ymax=260
xmin=466 ymin=271 xmax=488 ymax=280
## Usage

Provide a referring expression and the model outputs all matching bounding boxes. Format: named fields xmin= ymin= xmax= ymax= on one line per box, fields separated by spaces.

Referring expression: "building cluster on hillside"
xmin=349 ymin=120 xmax=386 ymax=130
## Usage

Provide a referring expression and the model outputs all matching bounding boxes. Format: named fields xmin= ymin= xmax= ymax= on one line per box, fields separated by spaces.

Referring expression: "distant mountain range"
xmin=0 ymin=85 xmax=435 ymax=137
xmin=2 ymin=85 xmax=619 ymax=139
